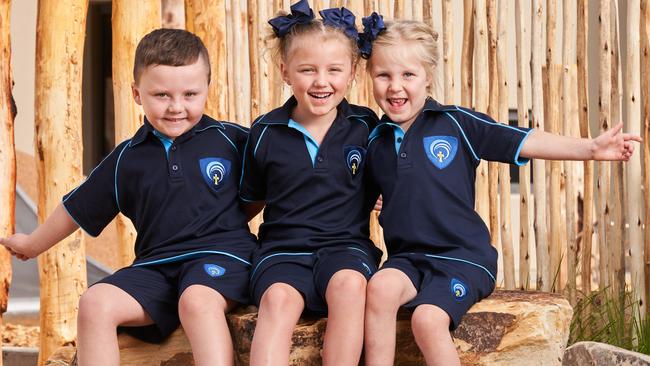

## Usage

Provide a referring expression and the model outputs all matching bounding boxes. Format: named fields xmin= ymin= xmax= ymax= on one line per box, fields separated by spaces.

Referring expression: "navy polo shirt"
xmin=240 ymin=97 xmax=380 ymax=257
xmin=367 ymin=98 xmax=533 ymax=280
xmin=62 ymin=115 xmax=256 ymax=267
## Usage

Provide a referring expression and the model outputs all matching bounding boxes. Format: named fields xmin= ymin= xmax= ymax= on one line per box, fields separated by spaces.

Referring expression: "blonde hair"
xmin=368 ymin=20 xmax=439 ymax=90
xmin=268 ymin=14 xmax=360 ymax=68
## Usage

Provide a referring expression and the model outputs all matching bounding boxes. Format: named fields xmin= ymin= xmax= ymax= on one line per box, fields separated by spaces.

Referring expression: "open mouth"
xmin=308 ymin=92 xmax=333 ymax=100
xmin=388 ymin=98 xmax=407 ymax=107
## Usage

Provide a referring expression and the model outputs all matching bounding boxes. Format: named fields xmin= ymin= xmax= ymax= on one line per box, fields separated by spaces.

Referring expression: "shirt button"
xmin=396 ymin=137 xmax=403 ymax=143
xmin=400 ymin=152 xmax=407 ymax=158
xmin=317 ymin=156 xmax=324 ymax=163
xmin=172 ymin=164 xmax=179 ymax=171
xmin=171 ymin=145 xmax=177 ymax=151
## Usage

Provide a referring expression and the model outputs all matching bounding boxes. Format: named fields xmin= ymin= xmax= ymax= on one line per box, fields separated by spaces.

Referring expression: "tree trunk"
xmin=473 ymin=0 xmax=489 ymax=226
xmin=641 ymin=0 xmax=650 ymax=314
xmin=461 ymin=0 xmax=474 ymax=109
xmin=597 ymin=0 xmax=612 ymax=290
xmin=186 ymin=0 xmax=229 ymax=120
xmin=161 ymin=0 xmax=185 ymax=29
xmin=34 ymin=0 xmax=89 ymax=364
xmin=441 ymin=0 xmax=455 ymax=104
xmin=112 ymin=0 xmax=160 ymax=268
xmin=577 ymin=0 xmax=593 ymax=295
xmin=625 ymin=0 xmax=645 ymax=317
xmin=515 ymin=0 xmax=531 ymax=290
xmin=531 ymin=0 xmax=550 ymax=291
xmin=0 ymin=1 xmax=16 ymax=365
xmin=487 ymin=0 xmax=499 ymax=254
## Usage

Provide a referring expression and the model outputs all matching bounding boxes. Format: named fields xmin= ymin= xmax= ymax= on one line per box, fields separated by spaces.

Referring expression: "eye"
xmin=404 ymin=72 xmax=416 ymax=78
xmin=300 ymin=68 xmax=315 ymax=73
xmin=374 ymin=73 xmax=389 ymax=79
xmin=155 ymin=92 xmax=168 ymax=98
xmin=185 ymin=92 xmax=197 ymax=97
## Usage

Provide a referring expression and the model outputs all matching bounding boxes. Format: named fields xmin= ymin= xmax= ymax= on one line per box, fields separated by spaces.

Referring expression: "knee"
xmin=259 ymin=283 xmax=302 ymax=313
xmin=411 ymin=305 xmax=451 ymax=340
xmin=327 ymin=270 xmax=367 ymax=300
xmin=365 ymin=275 xmax=401 ymax=314
xmin=178 ymin=286 xmax=227 ymax=319
xmin=78 ymin=287 xmax=115 ymax=326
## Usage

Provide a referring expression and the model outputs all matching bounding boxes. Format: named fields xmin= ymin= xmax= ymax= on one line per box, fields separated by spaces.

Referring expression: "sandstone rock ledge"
xmin=48 ymin=290 xmax=572 ymax=366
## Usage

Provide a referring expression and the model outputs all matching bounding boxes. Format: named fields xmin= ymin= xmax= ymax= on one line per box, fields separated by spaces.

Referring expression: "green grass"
xmin=569 ymin=287 xmax=650 ymax=354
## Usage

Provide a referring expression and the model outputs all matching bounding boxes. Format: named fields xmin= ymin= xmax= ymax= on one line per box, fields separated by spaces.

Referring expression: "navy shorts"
xmin=250 ymin=245 xmax=378 ymax=314
xmin=97 ymin=254 xmax=250 ymax=342
xmin=381 ymin=253 xmax=495 ymax=330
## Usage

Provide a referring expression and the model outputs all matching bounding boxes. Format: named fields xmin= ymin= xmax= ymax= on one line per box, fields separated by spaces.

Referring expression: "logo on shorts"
xmin=423 ymin=136 xmax=458 ymax=169
xmin=344 ymin=146 xmax=366 ymax=176
xmin=204 ymin=263 xmax=226 ymax=278
xmin=451 ymin=278 xmax=467 ymax=301
xmin=199 ymin=158 xmax=231 ymax=191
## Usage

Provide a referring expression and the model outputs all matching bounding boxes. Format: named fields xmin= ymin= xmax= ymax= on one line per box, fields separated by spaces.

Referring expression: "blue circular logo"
xmin=204 ymin=264 xmax=226 ymax=278
xmin=451 ymin=278 xmax=467 ymax=301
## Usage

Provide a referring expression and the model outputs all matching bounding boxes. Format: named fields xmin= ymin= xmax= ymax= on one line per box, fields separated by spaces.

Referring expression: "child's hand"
xmin=592 ymin=122 xmax=642 ymax=161
xmin=374 ymin=196 xmax=383 ymax=211
xmin=0 ymin=234 xmax=34 ymax=261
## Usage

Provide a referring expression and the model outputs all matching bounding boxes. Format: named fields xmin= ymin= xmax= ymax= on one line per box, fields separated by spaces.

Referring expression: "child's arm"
xmin=0 ymin=203 xmax=79 ymax=260
xmin=519 ymin=122 xmax=642 ymax=161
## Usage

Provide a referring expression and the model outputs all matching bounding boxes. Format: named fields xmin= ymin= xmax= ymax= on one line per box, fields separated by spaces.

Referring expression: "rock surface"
xmin=46 ymin=290 xmax=573 ymax=366
xmin=562 ymin=341 xmax=650 ymax=366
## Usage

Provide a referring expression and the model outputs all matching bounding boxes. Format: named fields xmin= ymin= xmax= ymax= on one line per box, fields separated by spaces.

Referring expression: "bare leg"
xmin=250 ymin=283 xmax=304 ymax=366
xmin=76 ymin=284 xmax=153 ymax=366
xmin=364 ymin=269 xmax=417 ymax=366
xmin=322 ymin=270 xmax=367 ymax=366
xmin=178 ymin=285 xmax=235 ymax=366
xmin=411 ymin=304 xmax=460 ymax=366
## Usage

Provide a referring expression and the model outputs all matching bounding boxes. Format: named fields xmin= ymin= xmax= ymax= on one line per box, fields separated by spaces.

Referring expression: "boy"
xmin=0 ymin=29 xmax=255 ymax=366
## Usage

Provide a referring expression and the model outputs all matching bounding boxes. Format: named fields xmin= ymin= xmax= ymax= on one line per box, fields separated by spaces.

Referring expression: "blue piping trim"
xmin=250 ymin=252 xmax=313 ymax=278
xmin=423 ymin=254 xmax=496 ymax=282
xmin=221 ymin=121 xmax=248 ymax=132
xmin=133 ymin=250 xmax=251 ymax=267
xmin=513 ymin=129 xmax=534 ymax=166
xmin=217 ymin=129 xmax=239 ymax=154
xmin=114 ymin=143 xmax=131 ymax=212
xmin=361 ymin=262 xmax=372 ymax=275
xmin=353 ymin=117 xmax=369 ymax=131
xmin=455 ymin=107 xmax=529 ymax=134
xmin=346 ymin=246 xmax=370 ymax=257
xmin=443 ymin=112 xmax=480 ymax=161
xmin=254 ymin=125 xmax=270 ymax=158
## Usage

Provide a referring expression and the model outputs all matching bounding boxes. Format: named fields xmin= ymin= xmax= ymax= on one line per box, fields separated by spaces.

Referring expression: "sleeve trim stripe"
xmin=514 ymin=129 xmax=534 ymax=166
xmin=114 ymin=142 xmax=131 ymax=212
xmin=455 ymin=107 xmax=529 ymax=134
xmin=254 ymin=125 xmax=270 ymax=158
xmin=443 ymin=112 xmax=480 ymax=161
xmin=217 ymin=129 xmax=239 ymax=154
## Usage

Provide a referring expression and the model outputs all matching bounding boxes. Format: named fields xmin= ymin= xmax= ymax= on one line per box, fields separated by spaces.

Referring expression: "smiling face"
xmin=280 ymin=34 xmax=356 ymax=125
xmin=369 ymin=42 xmax=431 ymax=132
xmin=131 ymin=56 xmax=209 ymax=139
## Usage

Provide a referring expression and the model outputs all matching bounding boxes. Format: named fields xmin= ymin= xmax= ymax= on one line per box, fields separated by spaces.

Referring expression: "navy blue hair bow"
xmin=358 ymin=12 xmax=386 ymax=59
xmin=319 ymin=7 xmax=359 ymax=40
xmin=268 ymin=0 xmax=315 ymax=38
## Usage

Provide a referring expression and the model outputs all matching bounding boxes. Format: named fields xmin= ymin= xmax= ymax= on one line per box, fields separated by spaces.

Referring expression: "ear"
xmin=280 ymin=62 xmax=291 ymax=86
xmin=132 ymin=82 xmax=142 ymax=105
xmin=348 ymin=63 xmax=357 ymax=86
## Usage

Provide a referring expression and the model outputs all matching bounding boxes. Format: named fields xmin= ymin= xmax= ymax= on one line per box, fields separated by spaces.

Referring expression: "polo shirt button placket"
xmin=317 ymin=156 xmax=324 ymax=163
xmin=400 ymin=152 xmax=407 ymax=159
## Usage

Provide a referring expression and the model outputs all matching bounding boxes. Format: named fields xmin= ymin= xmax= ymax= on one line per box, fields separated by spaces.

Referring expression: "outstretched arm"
xmin=0 ymin=203 xmax=79 ymax=260
xmin=519 ymin=122 xmax=641 ymax=161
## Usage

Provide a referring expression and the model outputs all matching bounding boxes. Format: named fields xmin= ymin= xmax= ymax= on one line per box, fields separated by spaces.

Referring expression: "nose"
xmin=388 ymin=79 xmax=402 ymax=92
xmin=167 ymin=97 xmax=182 ymax=113
xmin=314 ymin=71 xmax=328 ymax=87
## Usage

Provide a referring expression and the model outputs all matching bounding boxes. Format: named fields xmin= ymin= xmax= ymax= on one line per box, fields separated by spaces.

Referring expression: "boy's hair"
xmin=133 ymin=28 xmax=211 ymax=84
xmin=369 ymin=20 xmax=439 ymax=89
xmin=268 ymin=14 xmax=360 ymax=68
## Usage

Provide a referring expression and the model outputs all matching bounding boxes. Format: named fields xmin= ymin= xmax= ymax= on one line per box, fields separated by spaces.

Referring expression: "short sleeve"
xmin=62 ymin=141 xmax=129 ymax=236
xmin=239 ymin=123 xmax=266 ymax=202
xmin=453 ymin=107 xmax=532 ymax=165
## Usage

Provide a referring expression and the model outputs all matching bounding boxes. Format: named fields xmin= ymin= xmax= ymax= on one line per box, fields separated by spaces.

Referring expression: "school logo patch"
xmin=204 ymin=263 xmax=226 ymax=278
xmin=199 ymin=158 xmax=231 ymax=191
xmin=344 ymin=146 xmax=366 ymax=177
xmin=450 ymin=278 xmax=468 ymax=301
xmin=423 ymin=136 xmax=458 ymax=169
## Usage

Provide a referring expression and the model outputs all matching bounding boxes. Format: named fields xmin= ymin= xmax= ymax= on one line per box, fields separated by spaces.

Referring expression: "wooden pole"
xmin=412 ymin=0 xmax=423 ymax=21
xmin=461 ymin=0 xmax=473 ymax=109
xmin=34 ymin=0 xmax=89 ymax=364
xmin=441 ymin=0 xmax=455 ymax=104
xmin=486 ymin=0 xmax=499 ymax=256
xmin=496 ymin=0 xmax=514 ymax=290
xmin=230 ymin=0 xmax=251 ymax=125
xmin=609 ymin=0 xmax=625 ymax=297
xmin=0 ymin=2 xmax=16 ymax=364
xmin=515 ymin=0 xmax=532 ymax=290
xmin=531 ymin=0 xmax=550 ymax=291
xmin=562 ymin=0 xmax=579 ymax=303
xmin=597 ymin=0 xmax=612 ymax=290
xmin=546 ymin=0 xmax=564 ymax=292
xmin=577 ymin=0 xmax=593 ymax=294
xmin=185 ymin=0 xmax=229 ymax=120
xmin=161 ymin=0 xmax=185 ymax=29
xmin=378 ymin=0 xmax=392 ymax=19
xmin=473 ymin=0 xmax=489 ymax=226
xmin=394 ymin=0 xmax=404 ymax=18
xmin=112 ymin=0 xmax=160 ymax=268
xmin=625 ymin=0 xmax=645 ymax=316
xmin=641 ymin=0 xmax=650 ymax=312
